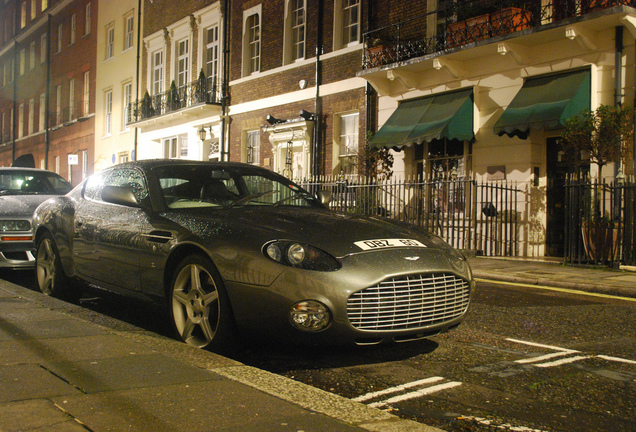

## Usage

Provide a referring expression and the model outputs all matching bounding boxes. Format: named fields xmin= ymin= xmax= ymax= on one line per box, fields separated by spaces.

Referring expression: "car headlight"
xmin=289 ymin=300 xmax=331 ymax=332
xmin=0 ymin=220 xmax=31 ymax=232
xmin=264 ymin=240 xmax=340 ymax=271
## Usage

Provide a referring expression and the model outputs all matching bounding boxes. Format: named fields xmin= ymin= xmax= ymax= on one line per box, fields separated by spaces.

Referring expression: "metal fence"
xmin=564 ymin=178 xmax=636 ymax=267
xmin=297 ymin=176 xmax=521 ymax=257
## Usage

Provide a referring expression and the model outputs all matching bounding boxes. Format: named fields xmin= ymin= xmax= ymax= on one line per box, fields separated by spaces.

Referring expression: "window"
xmin=55 ymin=156 xmax=60 ymax=174
xmin=243 ymin=7 xmax=261 ymax=76
xmin=124 ymin=15 xmax=134 ymax=50
xmin=123 ymin=82 xmax=131 ymax=130
xmin=68 ymin=78 xmax=75 ymax=121
xmin=84 ymin=3 xmax=91 ymax=35
xmin=18 ymin=104 xmax=24 ymax=138
xmin=205 ymin=25 xmax=219 ymax=81
xmin=81 ymin=150 xmax=88 ymax=180
xmin=40 ymin=33 xmax=47 ymax=63
xmin=6 ymin=59 xmax=14 ymax=84
xmin=338 ymin=113 xmax=359 ymax=173
xmin=163 ymin=137 xmax=179 ymax=159
xmin=31 ymin=0 xmax=36 ymax=20
xmin=288 ymin=0 xmax=305 ymax=62
xmin=70 ymin=14 xmax=76 ymax=45
xmin=21 ymin=2 xmax=27 ymax=29
xmin=28 ymin=99 xmax=34 ymax=135
xmin=84 ymin=168 xmax=148 ymax=203
xmin=39 ymin=93 xmax=45 ymax=131
xmin=29 ymin=42 xmax=36 ymax=70
xmin=152 ymin=50 xmax=163 ymax=95
xmin=176 ymin=39 xmax=189 ymax=89
xmin=55 ymin=85 xmax=62 ymax=125
xmin=82 ymin=71 xmax=90 ymax=115
xmin=19 ymin=49 xmax=26 ymax=75
xmin=42 ymin=0 xmax=48 ymax=11
xmin=57 ymin=24 xmax=63 ymax=53
xmin=341 ymin=0 xmax=360 ymax=46
xmin=246 ymin=130 xmax=260 ymax=165
xmin=106 ymin=26 xmax=114 ymax=59
xmin=105 ymin=90 xmax=112 ymax=135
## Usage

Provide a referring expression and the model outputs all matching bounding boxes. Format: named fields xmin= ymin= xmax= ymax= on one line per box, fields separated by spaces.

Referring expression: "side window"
xmin=84 ymin=168 xmax=148 ymax=204
xmin=105 ymin=168 xmax=149 ymax=204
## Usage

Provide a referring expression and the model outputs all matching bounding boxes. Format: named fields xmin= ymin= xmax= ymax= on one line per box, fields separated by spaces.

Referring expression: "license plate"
xmin=354 ymin=238 xmax=427 ymax=250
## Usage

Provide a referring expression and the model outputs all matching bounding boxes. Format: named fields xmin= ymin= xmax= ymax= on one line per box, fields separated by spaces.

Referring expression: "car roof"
xmin=110 ymin=159 xmax=282 ymax=176
xmin=0 ymin=167 xmax=62 ymax=174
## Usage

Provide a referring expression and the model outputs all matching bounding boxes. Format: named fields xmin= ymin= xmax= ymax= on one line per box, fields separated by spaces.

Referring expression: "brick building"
xmin=0 ymin=0 xmax=97 ymax=186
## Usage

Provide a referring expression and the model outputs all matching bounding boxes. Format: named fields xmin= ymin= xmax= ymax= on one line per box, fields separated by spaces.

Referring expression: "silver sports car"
xmin=33 ymin=160 xmax=474 ymax=350
xmin=0 ymin=167 xmax=72 ymax=269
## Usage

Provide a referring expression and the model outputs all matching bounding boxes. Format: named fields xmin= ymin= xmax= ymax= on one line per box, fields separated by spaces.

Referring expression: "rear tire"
xmin=168 ymin=254 xmax=236 ymax=351
xmin=35 ymin=232 xmax=81 ymax=302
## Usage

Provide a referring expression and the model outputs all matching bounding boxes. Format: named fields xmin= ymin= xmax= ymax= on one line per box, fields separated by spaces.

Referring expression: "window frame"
xmin=106 ymin=25 xmax=115 ymax=60
xmin=124 ymin=14 xmax=134 ymax=51
xmin=242 ymin=5 xmax=262 ymax=76
xmin=104 ymin=89 xmax=113 ymax=136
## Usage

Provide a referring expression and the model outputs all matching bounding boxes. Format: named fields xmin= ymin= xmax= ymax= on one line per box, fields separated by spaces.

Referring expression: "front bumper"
xmin=225 ymin=247 xmax=474 ymax=345
xmin=0 ymin=249 xmax=36 ymax=269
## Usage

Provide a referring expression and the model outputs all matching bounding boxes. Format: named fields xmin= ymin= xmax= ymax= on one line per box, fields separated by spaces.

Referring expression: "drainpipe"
xmin=45 ymin=14 xmax=51 ymax=169
xmin=313 ymin=0 xmax=324 ymax=178
xmin=133 ymin=0 xmax=142 ymax=161
xmin=11 ymin=40 xmax=17 ymax=162
xmin=220 ymin=0 xmax=230 ymax=162
xmin=614 ymin=26 xmax=624 ymax=181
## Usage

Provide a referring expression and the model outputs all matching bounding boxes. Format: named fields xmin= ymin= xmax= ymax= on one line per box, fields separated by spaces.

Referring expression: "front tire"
xmin=168 ymin=254 xmax=236 ymax=351
xmin=35 ymin=232 xmax=81 ymax=301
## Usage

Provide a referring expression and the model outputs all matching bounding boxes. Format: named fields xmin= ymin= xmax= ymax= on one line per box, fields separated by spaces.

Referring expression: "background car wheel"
xmin=35 ymin=232 xmax=81 ymax=302
xmin=169 ymin=254 xmax=236 ymax=351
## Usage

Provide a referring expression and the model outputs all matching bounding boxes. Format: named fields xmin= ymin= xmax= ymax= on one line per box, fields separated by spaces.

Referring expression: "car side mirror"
xmin=102 ymin=185 xmax=141 ymax=208
xmin=317 ymin=190 xmax=332 ymax=206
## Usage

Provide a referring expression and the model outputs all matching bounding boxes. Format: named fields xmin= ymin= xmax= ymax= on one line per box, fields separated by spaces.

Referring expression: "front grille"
xmin=347 ymin=273 xmax=470 ymax=331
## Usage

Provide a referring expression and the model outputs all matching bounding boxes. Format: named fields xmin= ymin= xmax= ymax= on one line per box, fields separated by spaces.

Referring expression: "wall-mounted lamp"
xmin=299 ymin=109 xmax=314 ymax=121
xmin=387 ymin=70 xmax=395 ymax=81
xmin=433 ymin=58 xmax=442 ymax=70
xmin=198 ymin=125 xmax=207 ymax=141
xmin=266 ymin=114 xmax=285 ymax=125
xmin=565 ymin=27 xmax=576 ymax=40
xmin=497 ymin=43 xmax=508 ymax=56
xmin=299 ymin=79 xmax=307 ymax=89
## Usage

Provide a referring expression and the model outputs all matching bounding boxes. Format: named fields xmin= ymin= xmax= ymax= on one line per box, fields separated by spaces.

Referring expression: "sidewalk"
xmin=0 ymin=277 xmax=442 ymax=432
xmin=468 ymin=256 xmax=636 ymax=299
xmin=2 ymin=257 xmax=635 ymax=432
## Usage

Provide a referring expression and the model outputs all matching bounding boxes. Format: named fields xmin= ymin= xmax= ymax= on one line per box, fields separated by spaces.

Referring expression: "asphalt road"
xmin=3 ymin=270 xmax=635 ymax=432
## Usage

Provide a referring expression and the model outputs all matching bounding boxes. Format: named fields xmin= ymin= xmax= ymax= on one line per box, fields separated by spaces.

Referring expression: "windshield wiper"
xmin=227 ymin=190 xmax=278 ymax=208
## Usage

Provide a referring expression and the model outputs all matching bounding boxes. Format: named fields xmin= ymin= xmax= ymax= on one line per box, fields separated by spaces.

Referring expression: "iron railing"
xmin=297 ymin=176 xmax=522 ymax=257
xmin=363 ymin=0 xmax=635 ymax=68
xmin=564 ymin=178 xmax=636 ymax=266
xmin=129 ymin=76 xmax=221 ymax=123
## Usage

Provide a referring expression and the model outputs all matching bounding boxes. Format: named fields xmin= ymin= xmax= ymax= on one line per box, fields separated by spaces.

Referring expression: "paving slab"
xmin=52 ymin=380 xmax=365 ymax=432
xmin=0 ymin=399 xmax=88 ymax=432
xmin=0 ymin=364 xmax=81 ymax=403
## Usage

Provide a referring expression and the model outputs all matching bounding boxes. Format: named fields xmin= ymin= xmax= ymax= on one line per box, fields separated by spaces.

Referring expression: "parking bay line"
xmin=352 ymin=377 xmax=445 ymax=402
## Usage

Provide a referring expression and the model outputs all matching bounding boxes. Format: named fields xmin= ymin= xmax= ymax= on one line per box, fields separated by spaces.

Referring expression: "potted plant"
xmin=166 ymin=80 xmax=180 ymax=111
xmin=560 ymin=104 xmax=634 ymax=261
xmin=140 ymin=90 xmax=154 ymax=119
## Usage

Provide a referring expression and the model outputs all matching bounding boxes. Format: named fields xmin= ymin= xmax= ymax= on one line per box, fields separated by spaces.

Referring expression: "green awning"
xmin=493 ymin=69 xmax=591 ymax=138
xmin=369 ymin=89 xmax=474 ymax=148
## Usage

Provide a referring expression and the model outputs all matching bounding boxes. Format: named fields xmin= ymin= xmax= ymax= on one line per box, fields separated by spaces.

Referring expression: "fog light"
xmin=289 ymin=300 xmax=331 ymax=332
xmin=287 ymin=243 xmax=305 ymax=265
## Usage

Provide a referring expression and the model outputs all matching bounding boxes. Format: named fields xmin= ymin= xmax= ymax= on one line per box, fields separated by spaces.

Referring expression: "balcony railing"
xmin=129 ymin=76 xmax=221 ymax=123
xmin=363 ymin=0 xmax=635 ymax=69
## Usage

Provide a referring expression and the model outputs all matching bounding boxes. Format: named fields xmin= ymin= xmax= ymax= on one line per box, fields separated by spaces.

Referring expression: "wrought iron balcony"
xmin=128 ymin=76 xmax=222 ymax=124
xmin=363 ymin=0 xmax=635 ymax=69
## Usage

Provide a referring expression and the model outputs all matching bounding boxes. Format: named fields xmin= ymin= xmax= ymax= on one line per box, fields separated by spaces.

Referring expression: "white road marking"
xmin=535 ymin=355 xmax=594 ymax=368
xmin=367 ymin=381 xmax=463 ymax=408
xmin=506 ymin=338 xmax=636 ymax=367
xmin=596 ymin=355 xmax=636 ymax=365
xmin=351 ymin=376 xmax=444 ymax=402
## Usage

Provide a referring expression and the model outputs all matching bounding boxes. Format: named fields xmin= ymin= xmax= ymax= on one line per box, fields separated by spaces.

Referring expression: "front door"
xmin=546 ymin=137 xmax=567 ymax=256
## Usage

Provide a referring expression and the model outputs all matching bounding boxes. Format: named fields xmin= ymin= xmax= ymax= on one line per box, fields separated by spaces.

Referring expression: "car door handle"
xmin=142 ymin=230 xmax=173 ymax=244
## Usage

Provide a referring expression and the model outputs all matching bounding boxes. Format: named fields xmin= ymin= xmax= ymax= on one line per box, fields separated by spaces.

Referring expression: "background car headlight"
xmin=0 ymin=220 xmax=31 ymax=232
xmin=264 ymin=240 xmax=340 ymax=271
xmin=289 ymin=300 xmax=331 ymax=332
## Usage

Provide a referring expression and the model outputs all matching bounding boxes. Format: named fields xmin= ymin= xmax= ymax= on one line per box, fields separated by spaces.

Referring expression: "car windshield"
xmin=0 ymin=170 xmax=72 ymax=196
xmin=153 ymin=164 xmax=319 ymax=209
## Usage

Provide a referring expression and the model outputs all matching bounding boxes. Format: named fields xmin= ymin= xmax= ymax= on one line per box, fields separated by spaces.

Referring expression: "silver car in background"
xmin=0 ymin=167 xmax=72 ymax=269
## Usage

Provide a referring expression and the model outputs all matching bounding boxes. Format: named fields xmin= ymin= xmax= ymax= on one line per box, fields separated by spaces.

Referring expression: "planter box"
xmin=365 ymin=45 xmax=397 ymax=67
xmin=447 ymin=14 xmax=489 ymax=48
xmin=581 ymin=221 xmax=619 ymax=262
xmin=491 ymin=7 xmax=532 ymax=37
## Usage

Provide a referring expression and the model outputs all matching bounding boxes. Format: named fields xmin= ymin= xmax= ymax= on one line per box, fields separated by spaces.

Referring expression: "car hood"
xmin=0 ymin=195 xmax=56 ymax=219
xmin=166 ymin=206 xmax=454 ymax=258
